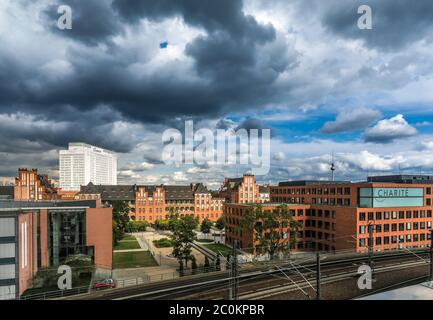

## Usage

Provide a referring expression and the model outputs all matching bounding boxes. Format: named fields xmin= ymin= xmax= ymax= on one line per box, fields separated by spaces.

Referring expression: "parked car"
xmin=93 ymin=278 xmax=116 ymax=290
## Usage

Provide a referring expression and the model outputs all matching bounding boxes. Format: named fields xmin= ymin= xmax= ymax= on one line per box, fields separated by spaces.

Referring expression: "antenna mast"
xmin=330 ymin=152 xmax=336 ymax=182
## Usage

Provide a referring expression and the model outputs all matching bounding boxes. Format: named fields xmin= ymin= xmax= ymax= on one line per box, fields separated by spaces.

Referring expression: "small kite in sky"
xmin=160 ymin=41 xmax=168 ymax=49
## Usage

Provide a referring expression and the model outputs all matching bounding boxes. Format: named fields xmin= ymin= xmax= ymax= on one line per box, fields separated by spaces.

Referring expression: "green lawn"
xmin=121 ymin=235 xmax=137 ymax=241
xmin=203 ymin=243 xmax=232 ymax=257
xmin=196 ymin=238 xmax=214 ymax=243
xmin=113 ymin=239 xmax=141 ymax=250
xmin=113 ymin=251 xmax=158 ymax=269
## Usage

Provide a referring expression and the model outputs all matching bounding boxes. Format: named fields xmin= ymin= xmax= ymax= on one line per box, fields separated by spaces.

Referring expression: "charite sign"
xmin=359 ymin=187 xmax=424 ymax=208
xmin=377 ymin=188 xmax=409 ymax=197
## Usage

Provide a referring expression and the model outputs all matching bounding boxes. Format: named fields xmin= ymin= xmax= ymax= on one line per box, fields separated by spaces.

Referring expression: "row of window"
xmin=359 ymin=221 xmax=432 ymax=234
xmin=271 ymin=187 xmax=352 ymax=196
xmin=359 ymin=210 xmax=433 ymax=221
xmin=359 ymin=233 xmax=432 ymax=247
xmin=137 ymin=207 xmax=164 ymax=214
xmin=135 ymin=213 xmax=222 ymax=221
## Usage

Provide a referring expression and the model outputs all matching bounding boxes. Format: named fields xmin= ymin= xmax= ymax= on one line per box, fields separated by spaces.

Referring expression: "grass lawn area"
xmin=121 ymin=235 xmax=137 ymax=241
xmin=196 ymin=238 xmax=214 ymax=243
xmin=113 ymin=251 xmax=158 ymax=269
xmin=203 ymin=243 xmax=232 ymax=257
xmin=113 ymin=239 xmax=141 ymax=250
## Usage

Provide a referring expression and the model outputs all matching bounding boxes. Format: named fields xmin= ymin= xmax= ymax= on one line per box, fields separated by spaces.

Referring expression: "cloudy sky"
xmin=1 ymin=0 xmax=433 ymax=189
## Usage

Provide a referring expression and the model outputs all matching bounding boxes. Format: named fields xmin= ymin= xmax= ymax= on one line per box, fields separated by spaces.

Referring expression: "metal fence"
xmin=20 ymin=286 xmax=90 ymax=300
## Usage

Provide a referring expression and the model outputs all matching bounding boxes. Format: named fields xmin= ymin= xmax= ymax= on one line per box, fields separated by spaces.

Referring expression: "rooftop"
xmin=0 ymin=186 xmax=14 ymax=200
xmin=0 ymin=199 xmax=99 ymax=211
xmin=368 ymin=174 xmax=433 ymax=184
xmin=278 ymin=180 xmax=351 ymax=187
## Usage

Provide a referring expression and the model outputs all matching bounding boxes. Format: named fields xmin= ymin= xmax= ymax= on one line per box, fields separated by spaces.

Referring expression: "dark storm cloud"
xmin=43 ymin=0 xmax=122 ymax=45
xmin=0 ymin=0 xmax=286 ymax=129
xmin=112 ymin=0 xmax=275 ymax=42
xmin=321 ymin=0 xmax=433 ymax=50
xmin=0 ymin=110 xmax=140 ymax=153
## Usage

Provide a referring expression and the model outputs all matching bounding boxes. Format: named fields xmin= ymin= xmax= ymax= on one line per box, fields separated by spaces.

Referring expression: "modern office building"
xmin=225 ymin=175 xmax=433 ymax=255
xmin=0 ymin=200 xmax=112 ymax=300
xmin=59 ymin=143 xmax=117 ymax=191
xmin=78 ymin=182 xmax=225 ymax=222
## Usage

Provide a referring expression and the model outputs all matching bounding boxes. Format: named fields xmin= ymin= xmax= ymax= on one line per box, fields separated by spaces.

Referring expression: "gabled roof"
xmin=164 ymin=185 xmax=195 ymax=201
xmin=225 ymin=178 xmax=243 ymax=191
xmin=79 ymin=183 xmax=136 ymax=201
xmin=259 ymin=185 xmax=270 ymax=193
xmin=193 ymin=183 xmax=210 ymax=194
xmin=0 ymin=186 xmax=14 ymax=200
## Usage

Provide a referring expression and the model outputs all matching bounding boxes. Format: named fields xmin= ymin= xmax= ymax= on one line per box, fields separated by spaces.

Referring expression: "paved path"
xmin=113 ymin=248 xmax=147 ymax=253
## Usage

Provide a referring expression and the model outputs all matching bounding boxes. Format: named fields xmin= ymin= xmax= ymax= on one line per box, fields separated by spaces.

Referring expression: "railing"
xmin=20 ymin=286 xmax=90 ymax=300
xmin=191 ymin=242 xmax=217 ymax=261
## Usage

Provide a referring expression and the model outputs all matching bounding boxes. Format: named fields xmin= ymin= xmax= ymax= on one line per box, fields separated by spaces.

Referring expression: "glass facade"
xmin=48 ymin=210 xmax=86 ymax=266
xmin=359 ymin=188 xmax=424 ymax=208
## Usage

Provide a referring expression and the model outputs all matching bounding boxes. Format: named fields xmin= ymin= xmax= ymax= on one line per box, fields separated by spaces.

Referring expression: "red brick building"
xmin=14 ymin=168 xmax=58 ymax=201
xmin=226 ymin=175 xmax=433 ymax=255
xmin=78 ymin=183 xmax=224 ymax=223
xmin=0 ymin=199 xmax=112 ymax=300
xmin=219 ymin=174 xmax=269 ymax=204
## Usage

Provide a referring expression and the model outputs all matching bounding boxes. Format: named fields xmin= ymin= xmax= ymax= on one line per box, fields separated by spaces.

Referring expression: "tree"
xmin=226 ymin=254 xmax=231 ymax=270
xmin=126 ymin=220 xmax=149 ymax=233
xmin=191 ymin=255 xmax=198 ymax=275
xmin=169 ymin=214 xmax=198 ymax=270
xmin=204 ymin=256 xmax=210 ymax=273
xmin=111 ymin=200 xmax=131 ymax=246
xmin=240 ymin=204 xmax=300 ymax=260
xmin=155 ymin=219 xmax=170 ymax=230
xmin=200 ymin=218 xmax=212 ymax=236
xmin=215 ymin=255 xmax=221 ymax=271
xmin=215 ymin=216 xmax=225 ymax=230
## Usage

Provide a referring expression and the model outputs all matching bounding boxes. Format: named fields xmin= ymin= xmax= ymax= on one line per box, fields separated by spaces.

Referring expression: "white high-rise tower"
xmin=59 ymin=143 xmax=117 ymax=191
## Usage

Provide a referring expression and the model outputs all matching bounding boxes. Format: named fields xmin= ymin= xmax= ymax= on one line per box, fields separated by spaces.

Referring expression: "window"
xmin=376 ymin=212 xmax=382 ymax=220
xmin=406 ymin=211 xmax=412 ymax=219
xmin=359 ymin=212 xmax=366 ymax=221
xmin=384 ymin=212 xmax=390 ymax=220
xmin=359 ymin=226 xmax=366 ymax=234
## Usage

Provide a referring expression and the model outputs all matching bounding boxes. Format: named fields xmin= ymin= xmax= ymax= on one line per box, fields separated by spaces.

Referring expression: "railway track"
xmin=67 ymin=249 xmax=430 ymax=300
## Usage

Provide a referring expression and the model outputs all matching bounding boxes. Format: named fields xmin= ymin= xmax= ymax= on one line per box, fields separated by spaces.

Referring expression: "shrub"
xmin=153 ymin=238 xmax=173 ymax=248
